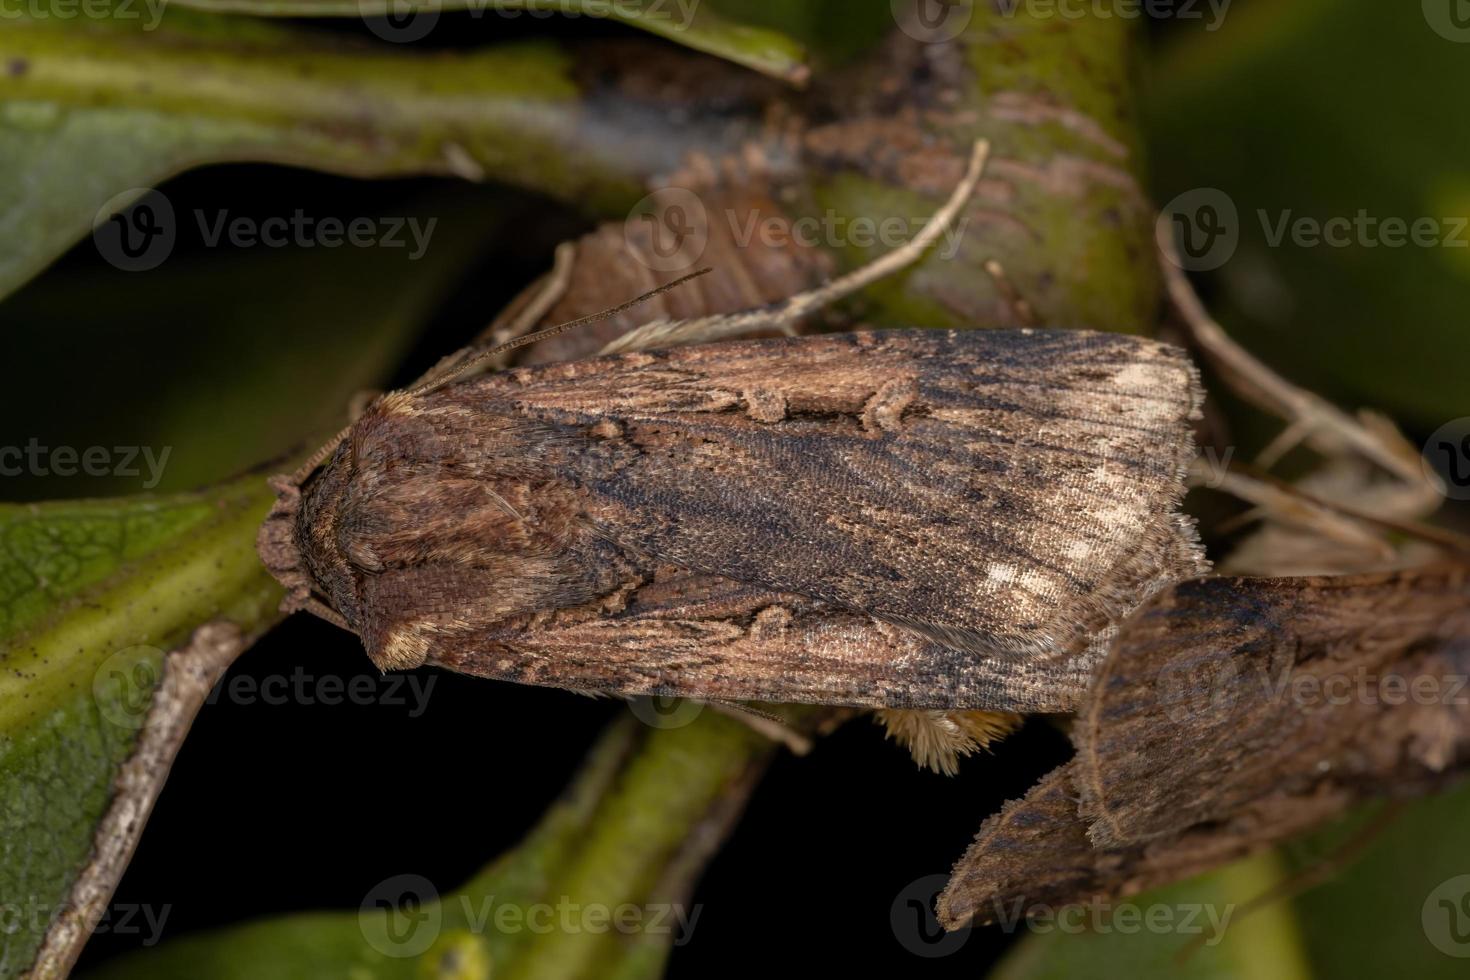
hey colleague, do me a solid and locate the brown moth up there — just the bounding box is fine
[257,328,1205,712]
[938,564,1470,928]
[256,140,1207,713]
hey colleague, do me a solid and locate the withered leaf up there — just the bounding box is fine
[939,564,1470,928]
[260,327,1205,712]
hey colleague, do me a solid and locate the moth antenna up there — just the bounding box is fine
[482,239,578,346]
[287,421,354,487]
[983,258,1038,326]
[405,266,714,398]
[602,138,991,354]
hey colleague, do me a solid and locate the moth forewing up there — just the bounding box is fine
[261,327,1206,712]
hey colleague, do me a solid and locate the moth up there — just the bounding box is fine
[938,564,1470,928]
[256,141,1208,714]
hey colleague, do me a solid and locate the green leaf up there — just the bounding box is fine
[990,853,1313,980]
[81,713,776,980]
[807,3,1159,335]
[1146,0,1470,428]
[1288,785,1470,978]
[2,181,505,496]
[0,475,282,978]
[0,11,644,302]
[163,0,810,86]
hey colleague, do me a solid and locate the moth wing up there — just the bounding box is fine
[1073,567,1470,848]
[489,328,1206,660]
[936,759,1360,930]
[407,568,1094,711]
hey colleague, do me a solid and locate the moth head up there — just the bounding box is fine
[256,443,366,632]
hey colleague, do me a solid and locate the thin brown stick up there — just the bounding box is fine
[1160,240,1429,490]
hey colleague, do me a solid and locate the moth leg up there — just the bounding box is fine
[600,139,992,354]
